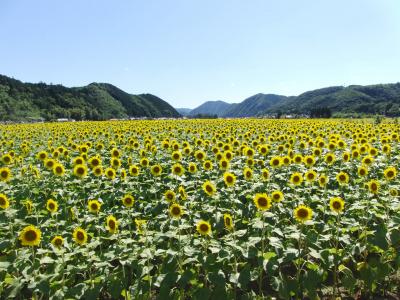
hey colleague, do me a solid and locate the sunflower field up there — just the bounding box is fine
[1,119,400,299]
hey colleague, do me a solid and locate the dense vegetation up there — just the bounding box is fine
[223,94,287,118]
[185,83,400,118]
[1,119,400,299]
[264,84,400,117]
[0,75,180,121]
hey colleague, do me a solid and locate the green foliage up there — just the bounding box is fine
[264,83,400,117]
[0,75,180,121]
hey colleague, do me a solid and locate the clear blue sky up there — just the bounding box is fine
[1,0,399,108]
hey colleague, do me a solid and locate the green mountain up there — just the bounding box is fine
[263,83,400,117]
[0,75,180,121]
[189,100,232,117]
[222,94,287,117]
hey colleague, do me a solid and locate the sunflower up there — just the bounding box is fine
[357,166,368,177]
[172,163,185,176]
[169,203,184,219]
[37,150,48,161]
[389,188,398,197]
[361,155,373,166]
[196,220,212,236]
[0,167,12,182]
[243,167,253,181]
[223,172,236,187]
[202,180,216,196]
[122,194,135,207]
[135,219,147,234]
[140,158,149,168]
[151,164,163,176]
[73,227,88,245]
[51,235,64,248]
[88,156,102,168]
[164,190,176,202]
[253,193,272,210]
[305,169,317,182]
[194,150,206,161]
[106,215,118,234]
[73,156,85,165]
[219,158,230,170]
[318,174,328,187]
[304,155,316,167]
[19,225,41,246]
[110,157,121,169]
[110,148,121,158]
[324,153,335,165]
[269,156,282,168]
[0,193,10,209]
[53,163,65,176]
[261,168,270,181]
[294,205,313,223]
[129,165,140,176]
[290,172,303,186]
[188,162,198,174]
[46,199,58,213]
[1,153,13,164]
[105,167,116,180]
[92,166,103,176]
[384,166,397,181]
[271,190,284,202]
[88,199,102,213]
[171,151,182,161]
[223,214,234,230]
[329,197,345,213]
[367,179,380,194]
[73,164,88,178]
[178,186,188,200]
[203,160,213,171]
[336,171,349,185]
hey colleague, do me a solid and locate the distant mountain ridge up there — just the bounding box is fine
[0,74,180,121]
[188,100,232,117]
[186,82,400,117]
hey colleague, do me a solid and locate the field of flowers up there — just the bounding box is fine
[0,119,400,299]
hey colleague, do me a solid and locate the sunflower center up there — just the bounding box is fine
[293,176,300,182]
[154,167,160,173]
[297,208,309,219]
[108,220,116,229]
[49,203,55,210]
[0,198,6,205]
[333,201,341,210]
[200,224,209,232]
[171,206,181,215]
[1,170,8,178]
[258,197,268,207]
[91,203,98,210]
[77,167,84,175]
[225,218,231,226]
[387,171,394,177]
[227,176,233,183]
[54,238,62,246]
[206,185,213,193]
[125,198,132,205]
[371,183,377,190]
[25,230,38,242]
[77,231,85,240]
[339,175,346,181]
[56,167,63,173]
[174,167,181,173]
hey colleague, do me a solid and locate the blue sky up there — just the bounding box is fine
[1,0,399,108]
